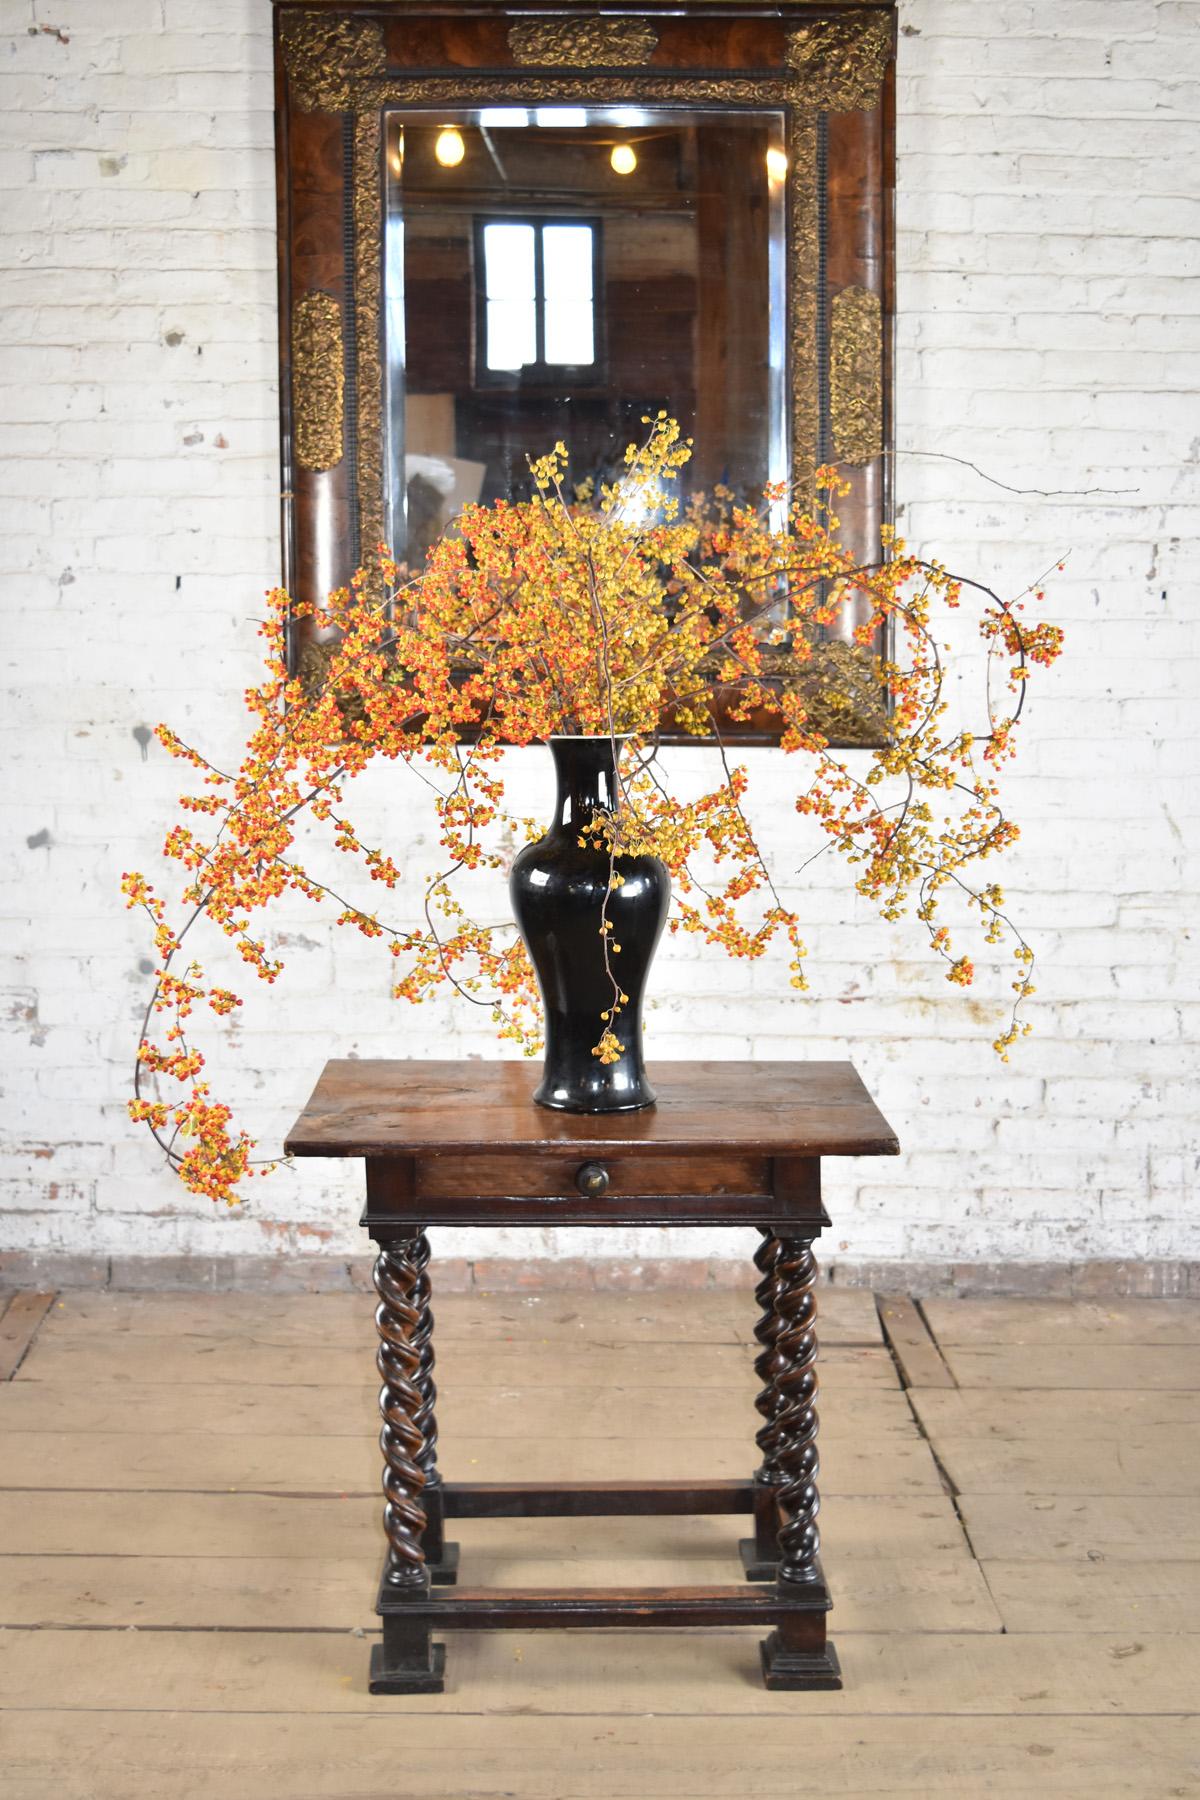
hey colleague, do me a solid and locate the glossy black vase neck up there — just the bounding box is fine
[548,735,623,831]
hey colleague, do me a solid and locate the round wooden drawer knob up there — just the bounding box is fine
[575,1161,610,1198]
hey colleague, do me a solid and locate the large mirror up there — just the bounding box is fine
[272,0,895,739]
[384,106,788,564]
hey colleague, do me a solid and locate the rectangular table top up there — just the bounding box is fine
[284,1059,900,1159]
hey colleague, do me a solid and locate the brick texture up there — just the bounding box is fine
[1,0,1197,1274]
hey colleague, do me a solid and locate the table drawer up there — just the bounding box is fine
[413,1152,771,1203]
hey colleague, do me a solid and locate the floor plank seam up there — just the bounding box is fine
[0,1623,377,1636]
[883,1295,957,1388]
[911,1298,956,1380]
[0,1621,1021,1636]
[3,1704,1198,1719]
[0,1292,58,1383]
[873,1293,1000,1628]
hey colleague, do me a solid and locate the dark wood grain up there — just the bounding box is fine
[366,1194,826,1227]
[286,1059,900,1158]
[375,1584,829,1629]
[412,1150,771,1201]
[373,1243,433,1592]
[444,1479,756,1519]
[363,1144,827,1227]
[771,1237,824,1586]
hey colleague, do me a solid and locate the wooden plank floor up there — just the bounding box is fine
[1,1285,1198,1798]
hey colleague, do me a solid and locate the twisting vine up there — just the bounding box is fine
[123,416,1063,1204]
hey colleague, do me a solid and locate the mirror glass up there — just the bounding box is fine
[383,106,789,566]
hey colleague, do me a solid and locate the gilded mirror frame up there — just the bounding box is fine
[271,0,896,742]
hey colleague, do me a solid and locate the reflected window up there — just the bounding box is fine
[478,218,598,380]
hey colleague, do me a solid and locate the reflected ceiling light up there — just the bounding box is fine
[535,107,588,128]
[479,108,528,128]
[434,125,466,168]
[766,146,788,183]
[610,142,637,176]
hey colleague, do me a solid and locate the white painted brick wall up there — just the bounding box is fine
[2,0,1198,1271]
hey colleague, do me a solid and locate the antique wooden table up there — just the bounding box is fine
[284,1059,898,1694]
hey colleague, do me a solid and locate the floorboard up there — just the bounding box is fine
[914,1430,1200,1496]
[0,1426,944,1494]
[3,1713,1195,1800]
[937,1345,1200,1390]
[911,1387,1200,1437]
[0,1378,912,1440]
[0,1550,1001,1633]
[36,1286,883,1346]
[981,1558,1200,1633]
[923,1298,1200,1346]
[12,1334,897,1390]
[959,1493,1200,1562]
[0,1490,971,1562]
[2,1626,1197,1714]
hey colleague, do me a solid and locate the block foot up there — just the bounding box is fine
[759,1631,842,1692]
[369,1640,446,1695]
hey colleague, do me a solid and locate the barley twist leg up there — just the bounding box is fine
[772,1236,821,1586]
[740,1229,790,1578]
[374,1241,430,1591]
[756,1231,840,1689]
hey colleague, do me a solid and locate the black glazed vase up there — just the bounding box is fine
[510,736,670,1112]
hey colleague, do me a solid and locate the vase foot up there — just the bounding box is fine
[533,1089,657,1114]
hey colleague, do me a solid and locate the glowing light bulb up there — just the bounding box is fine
[766,146,788,183]
[434,126,465,168]
[610,142,637,176]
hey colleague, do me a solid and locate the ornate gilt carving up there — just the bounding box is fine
[786,12,892,112]
[787,114,820,499]
[798,641,887,746]
[279,10,386,113]
[830,286,883,466]
[508,18,658,67]
[292,292,344,473]
[357,73,781,108]
[353,110,386,571]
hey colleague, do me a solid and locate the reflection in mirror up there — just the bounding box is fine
[384,107,788,567]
